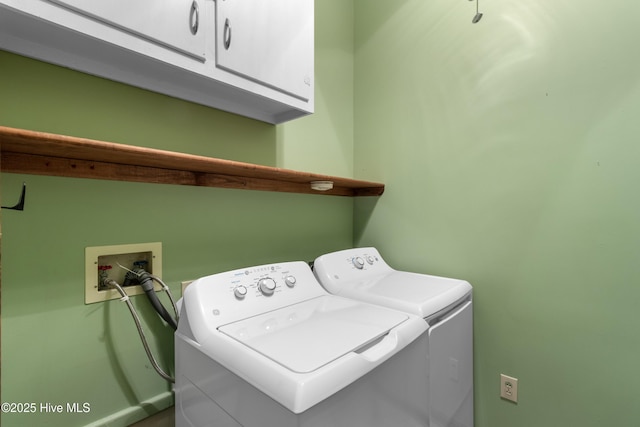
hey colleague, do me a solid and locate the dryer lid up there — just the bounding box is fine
[345,271,472,318]
[218,295,408,373]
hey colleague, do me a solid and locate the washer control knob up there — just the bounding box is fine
[366,255,375,265]
[233,285,248,300]
[258,278,277,296]
[352,257,365,269]
[284,275,297,287]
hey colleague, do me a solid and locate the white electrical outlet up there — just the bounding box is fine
[500,374,518,403]
[85,242,162,304]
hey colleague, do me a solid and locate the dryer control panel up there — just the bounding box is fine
[182,261,327,328]
[313,247,394,294]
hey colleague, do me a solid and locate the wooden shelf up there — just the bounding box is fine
[0,126,384,197]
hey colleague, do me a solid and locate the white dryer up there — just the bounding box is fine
[175,260,430,427]
[313,247,474,427]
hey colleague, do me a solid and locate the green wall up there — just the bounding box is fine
[0,1,355,426]
[354,0,640,426]
[5,1,639,426]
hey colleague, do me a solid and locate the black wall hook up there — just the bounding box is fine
[2,182,27,211]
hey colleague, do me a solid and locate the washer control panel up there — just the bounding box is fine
[227,264,302,300]
[182,261,327,327]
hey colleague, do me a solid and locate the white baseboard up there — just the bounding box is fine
[83,391,174,427]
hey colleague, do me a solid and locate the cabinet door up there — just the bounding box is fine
[215,0,313,101]
[46,0,206,60]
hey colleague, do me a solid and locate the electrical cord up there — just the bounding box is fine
[105,278,175,383]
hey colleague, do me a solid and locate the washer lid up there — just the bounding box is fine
[218,295,408,373]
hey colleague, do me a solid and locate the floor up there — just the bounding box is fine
[129,406,174,427]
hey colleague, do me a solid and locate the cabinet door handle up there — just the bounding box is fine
[223,18,232,49]
[189,1,199,35]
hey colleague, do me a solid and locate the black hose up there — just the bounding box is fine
[131,269,178,330]
[144,288,178,330]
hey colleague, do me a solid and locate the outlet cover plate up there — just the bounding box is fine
[500,373,519,403]
[181,280,194,294]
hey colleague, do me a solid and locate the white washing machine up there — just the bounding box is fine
[313,247,474,427]
[175,260,431,427]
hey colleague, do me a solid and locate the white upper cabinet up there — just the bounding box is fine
[45,0,206,60]
[0,0,314,123]
[216,0,313,102]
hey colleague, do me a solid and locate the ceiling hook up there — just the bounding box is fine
[2,182,27,211]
